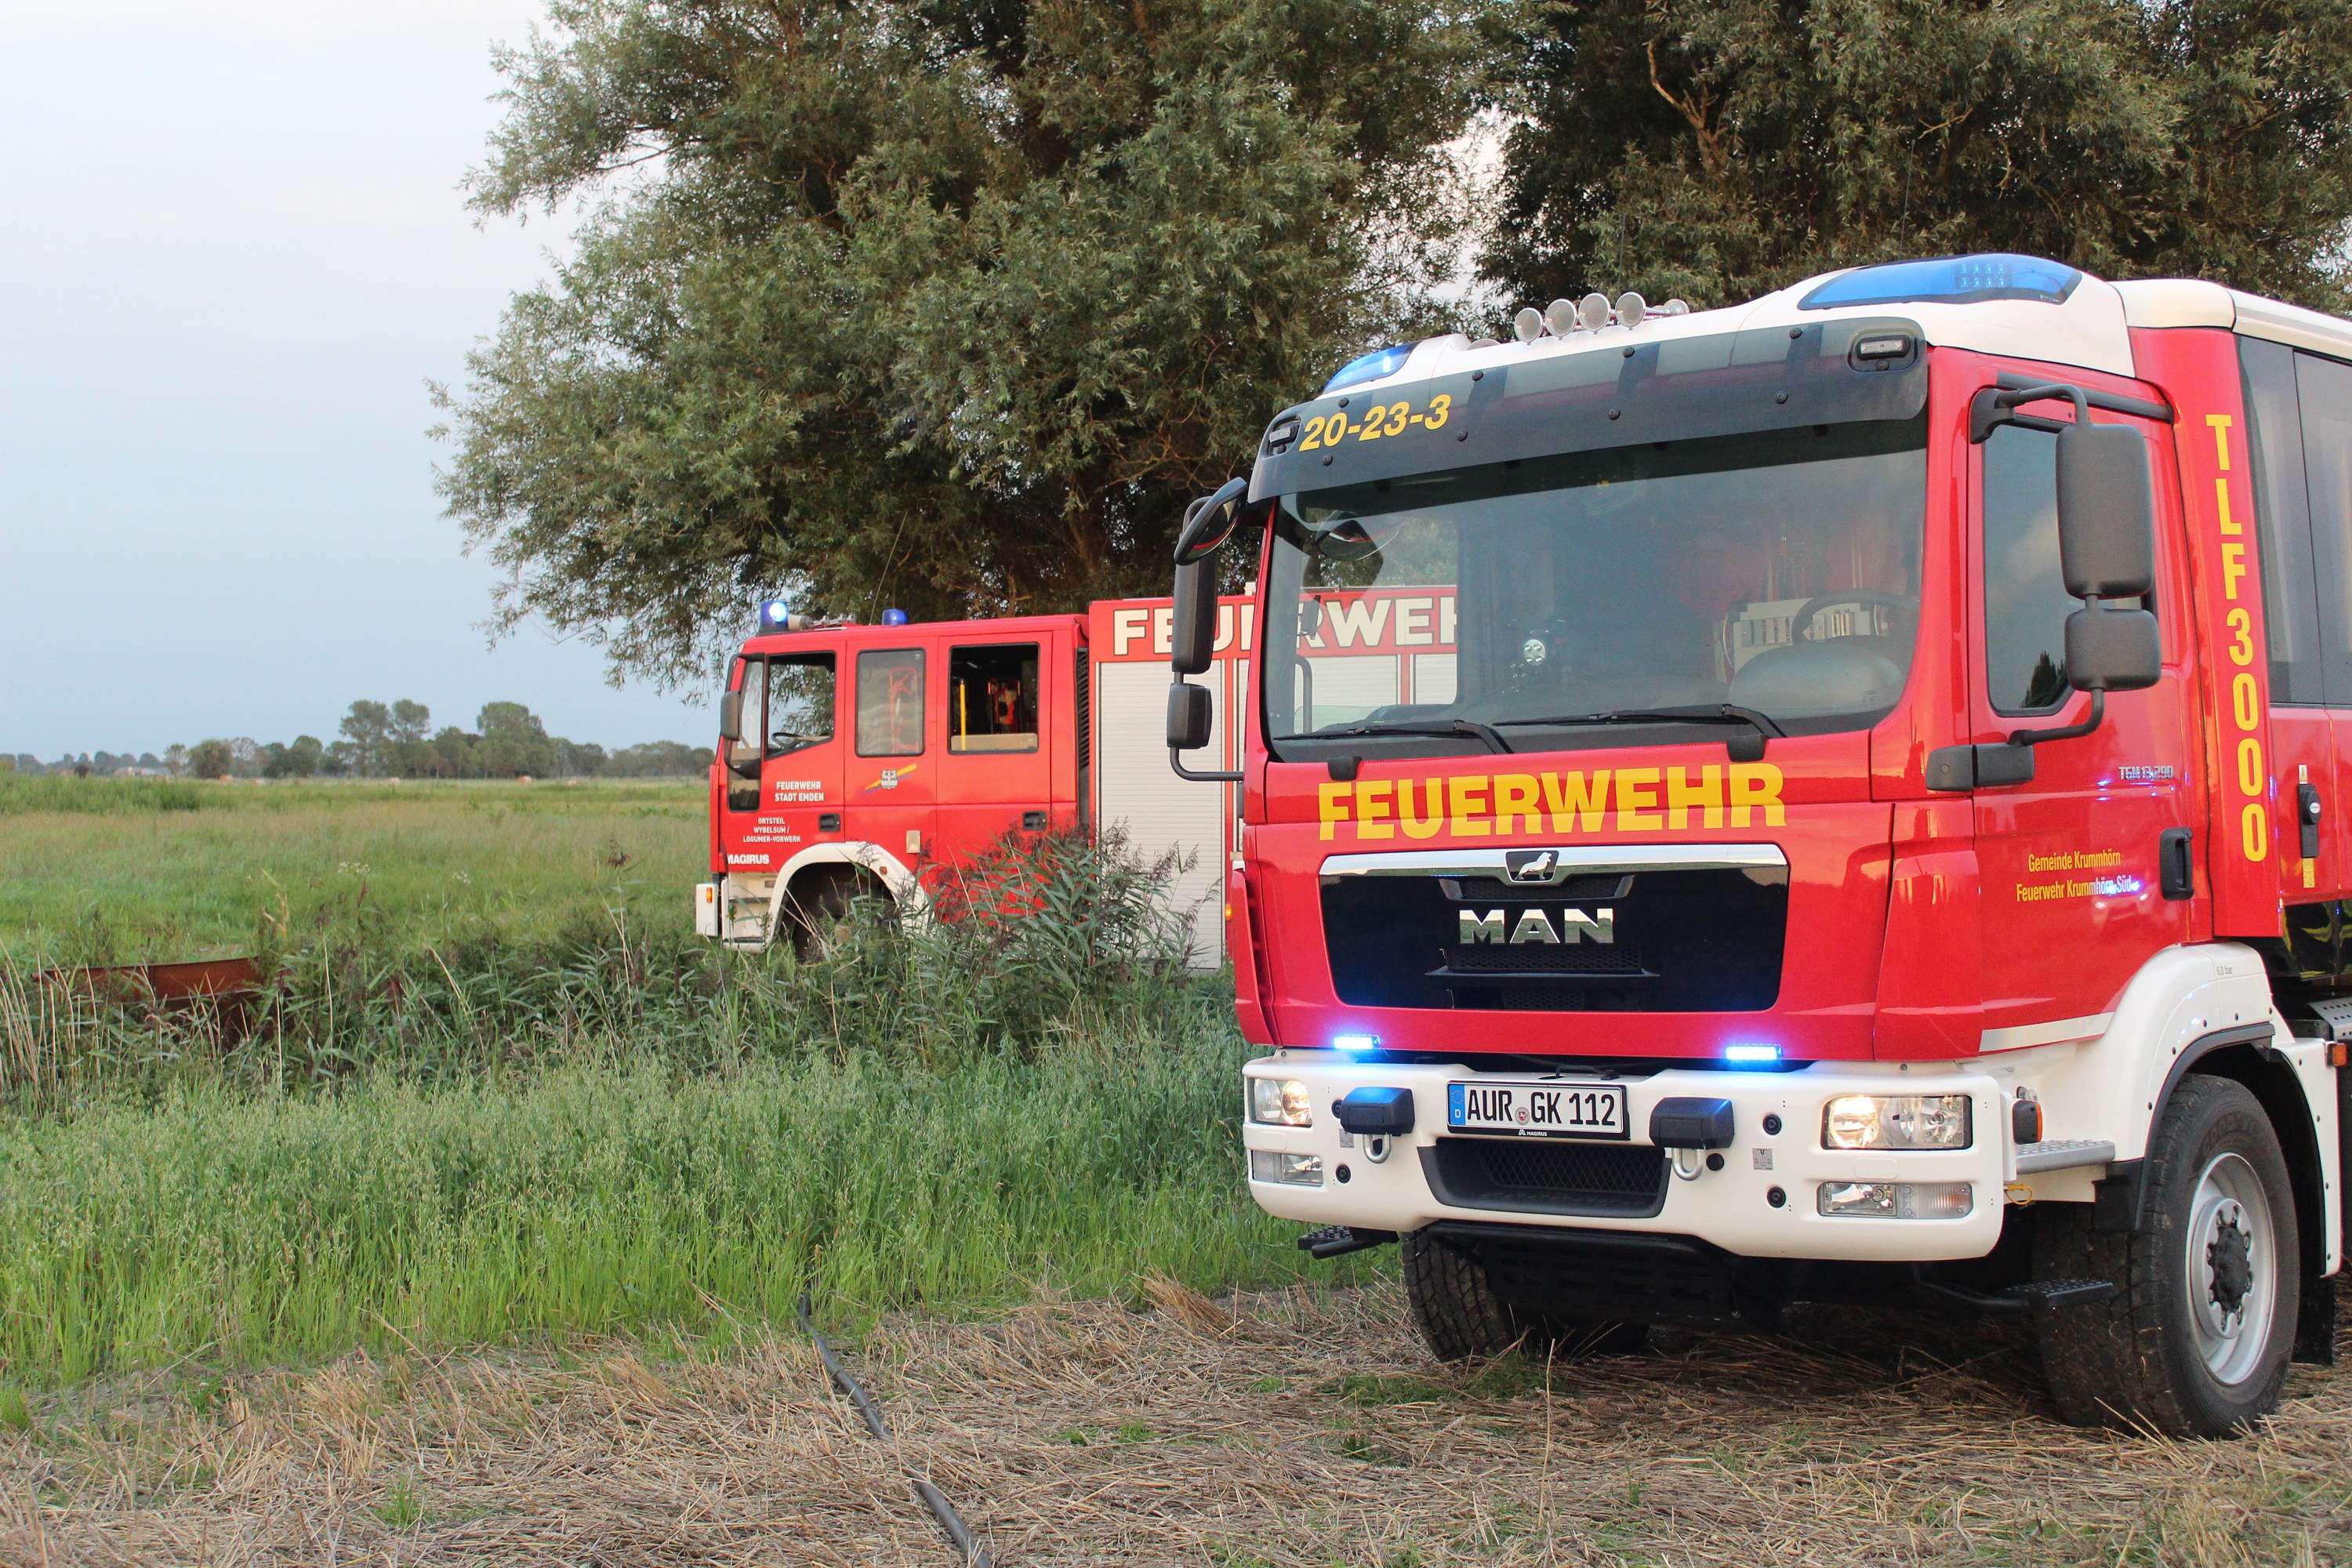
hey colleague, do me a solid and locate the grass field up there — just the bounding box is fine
[0,775,705,965]
[9,1287,2347,1565]
[0,786,1340,1393]
[7,774,2350,1566]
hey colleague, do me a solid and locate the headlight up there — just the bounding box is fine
[1818,1181,1973,1219]
[1250,1150,1324,1186]
[1250,1077,1313,1127]
[1821,1094,1971,1150]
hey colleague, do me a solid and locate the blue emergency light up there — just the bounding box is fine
[1798,253,2082,312]
[881,608,909,626]
[1320,343,1412,394]
[761,598,791,626]
[1723,1043,1783,1065]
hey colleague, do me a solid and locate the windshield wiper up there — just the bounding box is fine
[1492,704,1784,761]
[1312,718,1513,754]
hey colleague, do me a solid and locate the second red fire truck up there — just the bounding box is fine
[1165,254,2352,1436]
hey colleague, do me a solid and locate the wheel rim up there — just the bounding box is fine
[2183,1151,2278,1385]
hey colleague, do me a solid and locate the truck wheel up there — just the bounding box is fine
[781,867,887,960]
[1400,1229,1648,1362]
[2033,1075,2299,1436]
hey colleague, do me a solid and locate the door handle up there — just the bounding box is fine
[2298,780,2322,861]
[818,812,842,832]
[1022,809,1048,831]
[2159,828,2193,901]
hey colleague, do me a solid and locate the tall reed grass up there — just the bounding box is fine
[0,831,1322,1384]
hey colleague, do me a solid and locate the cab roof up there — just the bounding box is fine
[1324,253,2352,403]
[741,611,1083,656]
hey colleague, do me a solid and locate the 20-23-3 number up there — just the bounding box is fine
[1297,394,1452,452]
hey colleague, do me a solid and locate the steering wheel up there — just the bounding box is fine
[1791,590,1916,644]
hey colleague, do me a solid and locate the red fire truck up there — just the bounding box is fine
[698,597,1292,962]
[1166,255,2352,1436]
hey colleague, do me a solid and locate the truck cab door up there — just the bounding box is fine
[1967,408,2200,1043]
[939,633,1056,855]
[723,650,844,879]
[845,643,938,882]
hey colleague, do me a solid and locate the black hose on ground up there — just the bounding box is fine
[795,1293,996,1567]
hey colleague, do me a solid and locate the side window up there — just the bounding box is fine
[948,644,1040,753]
[764,655,835,753]
[2294,350,2352,702]
[2241,339,2323,703]
[856,648,925,757]
[1981,425,2072,713]
[726,657,765,811]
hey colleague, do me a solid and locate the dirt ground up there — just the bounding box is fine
[5,1279,2347,1567]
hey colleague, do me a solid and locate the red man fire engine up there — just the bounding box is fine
[1166,255,2352,1436]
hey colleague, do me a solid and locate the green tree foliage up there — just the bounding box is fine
[337,700,393,778]
[187,739,234,780]
[435,0,1492,686]
[1487,0,2352,313]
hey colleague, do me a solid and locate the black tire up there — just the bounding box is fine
[781,867,887,960]
[2033,1075,2300,1436]
[1400,1229,1649,1362]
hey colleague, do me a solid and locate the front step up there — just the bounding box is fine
[2015,1138,2117,1174]
[1298,1224,1397,1260]
[1913,1269,2119,1314]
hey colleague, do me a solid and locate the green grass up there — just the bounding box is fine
[0,784,1335,1387]
[0,1026,1341,1385]
[0,776,703,966]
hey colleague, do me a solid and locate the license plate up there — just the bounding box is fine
[1446,1080,1628,1140]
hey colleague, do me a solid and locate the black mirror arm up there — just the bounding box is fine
[1169,748,1243,783]
[2008,690,2103,747]
[1970,376,2176,443]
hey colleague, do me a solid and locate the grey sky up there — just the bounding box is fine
[1,0,711,760]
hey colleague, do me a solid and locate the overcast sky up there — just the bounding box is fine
[0,1,712,760]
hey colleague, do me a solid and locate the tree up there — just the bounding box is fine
[387,699,433,776]
[477,701,555,779]
[339,700,392,777]
[252,738,327,779]
[437,0,1493,687]
[188,739,234,779]
[163,743,189,777]
[1486,0,2352,314]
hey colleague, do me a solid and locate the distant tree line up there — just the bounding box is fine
[10,700,710,781]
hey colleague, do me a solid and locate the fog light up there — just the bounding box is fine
[1822,1094,1971,1150]
[1817,1181,1973,1219]
[1250,1149,1324,1187]
[1250,1078,1313,1127]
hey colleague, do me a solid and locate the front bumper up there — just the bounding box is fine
[1243,1052,2006,1262]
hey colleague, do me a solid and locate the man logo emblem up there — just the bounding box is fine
[1505,848,1559,884]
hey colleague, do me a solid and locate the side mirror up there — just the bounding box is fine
[2065,605,2160,692]
[2056,421,2155,599]
[719,691,747,746]
[1170,477,1247,677]
[1171,557,1218,675]
[1167,682,1213,752]
[1167,478,1249,782]
[1175,477,1250,566]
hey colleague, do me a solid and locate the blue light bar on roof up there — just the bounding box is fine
[1798,253,2082,312]
[1321,343,1413,394]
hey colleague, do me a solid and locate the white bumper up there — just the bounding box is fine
[1243,1052,2009,1262]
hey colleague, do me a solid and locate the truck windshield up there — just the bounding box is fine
[1261,419,1927,757]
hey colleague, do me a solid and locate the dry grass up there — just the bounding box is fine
[5,1283,2347,1566]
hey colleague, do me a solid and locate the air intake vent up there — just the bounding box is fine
[1423,1139,1668,1218]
